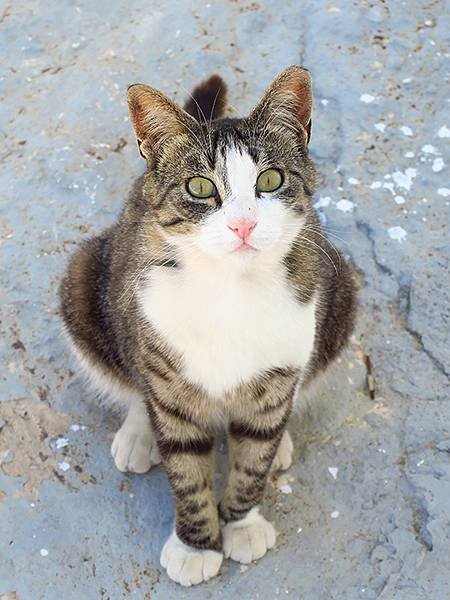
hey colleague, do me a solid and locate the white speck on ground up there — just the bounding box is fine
[331,511,340,519]
[320,99,329,106]
[336,199,355,212]
[417,460,425,467]
[374,122,386,132]
[421,144,438,154]
[297,527,303,533]
[328,467,339,479]
[70,424,80,432]
[360,94,375,103]
[432,157,444,172]
[388,226,407,242]
[437,125,450,138]
[383,182,395,195]
[437,187,450,197]
[58,461,70,472]
[395,196,405,204]
[392,168,417,191]
[280,484,293,494]
[55,437,69,449]
[369,181,382,189]
[399,126,413,136]
[314,196,331,208]
[404,151,415,158]
[40,549,49,557]
[347,177,360,185]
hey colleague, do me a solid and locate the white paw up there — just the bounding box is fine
[222,507,276,564]
[160,532,223,586]
[111,423,160,473]
[271,430,294,472]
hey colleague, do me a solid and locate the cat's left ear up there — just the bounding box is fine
[127,84,197,160]
[249,66,313,144]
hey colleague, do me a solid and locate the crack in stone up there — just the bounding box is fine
[356,220,449,380]
[397,276,450,380]
[356,220,393,277]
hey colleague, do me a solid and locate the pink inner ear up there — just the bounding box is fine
[283,72,312,129]
[128,85,189,151]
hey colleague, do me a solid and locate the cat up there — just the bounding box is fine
[60,66,357,586]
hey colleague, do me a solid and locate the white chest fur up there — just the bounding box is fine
[139,261,317,399]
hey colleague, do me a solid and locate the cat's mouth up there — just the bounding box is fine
[233,242,259,253]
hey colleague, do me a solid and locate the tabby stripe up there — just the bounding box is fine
[266,366,297,378]
[175,480,208,500]
[141,341,177,369]
[179,498,209,514]
[153,183,178,210]
[220,505,252,521]
[149,386,195,423]
[229,417,288,441]
[158,436,214,457]
[144,362,172,382]
[161,216,188,228]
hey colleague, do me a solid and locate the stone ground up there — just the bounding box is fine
[0,1,449,598]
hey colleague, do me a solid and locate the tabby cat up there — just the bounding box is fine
[60,66,356,586]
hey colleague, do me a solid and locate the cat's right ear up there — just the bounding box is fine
[249,66,313,144]
[127,84,197,160]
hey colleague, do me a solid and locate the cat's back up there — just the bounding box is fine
[59,227,127,378]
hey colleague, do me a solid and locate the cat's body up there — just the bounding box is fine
[60,68,356,586]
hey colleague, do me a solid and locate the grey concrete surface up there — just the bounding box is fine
[1,1,449,598]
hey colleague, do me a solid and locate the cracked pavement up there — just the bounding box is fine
[0,1,449,598]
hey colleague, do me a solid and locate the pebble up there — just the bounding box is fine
[328,467,338,479]
[432,158,444,172]
[399,126,413,136]
[336,199,355,212]
[388,226,407,242]
[437,125,450,138]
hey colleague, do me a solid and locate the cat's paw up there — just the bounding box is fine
[222,507,276,564]
[271,430,293,472]
[111,423,161,473]
[160,532,223,586]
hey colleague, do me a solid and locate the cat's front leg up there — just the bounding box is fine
[220,374,296,564]
[146,391,223,586]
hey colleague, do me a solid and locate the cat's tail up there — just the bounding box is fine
[184,74,227,122]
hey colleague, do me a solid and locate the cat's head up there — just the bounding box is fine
[127,67,316,267]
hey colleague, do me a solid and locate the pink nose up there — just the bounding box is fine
[227,218,257,241]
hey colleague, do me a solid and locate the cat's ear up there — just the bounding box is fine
[127,84,197,160]
[249,66,313,144]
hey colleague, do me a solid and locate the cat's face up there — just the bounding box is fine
[128,67,315,267]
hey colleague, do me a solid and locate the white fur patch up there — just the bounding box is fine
[271,430,294,472]
[225,146,258,219]
[222,507,276,564]
[111,401,160,473]
[139,260,317,399]
[160,531,223,586]
[63,326,143,410]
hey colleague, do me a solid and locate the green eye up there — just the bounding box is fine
[187,176,216,199]
[256,169,283,193]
